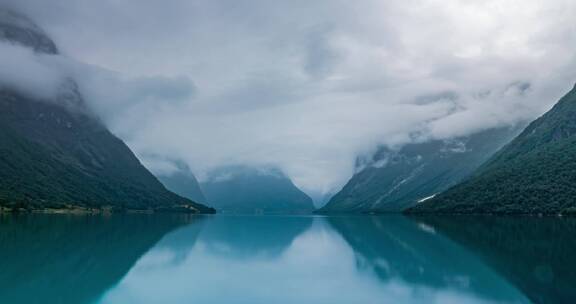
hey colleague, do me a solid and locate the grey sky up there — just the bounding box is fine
[1,0,575,196]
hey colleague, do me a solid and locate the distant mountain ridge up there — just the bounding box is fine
[201,166,314,214]
[0,10,214,213]
[155,161,208,204]
[319,126,522,213]
[409,84,576,214]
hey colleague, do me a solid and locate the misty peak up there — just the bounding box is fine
[0,9,58,54]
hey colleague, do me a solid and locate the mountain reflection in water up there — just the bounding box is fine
[0,214,573,304]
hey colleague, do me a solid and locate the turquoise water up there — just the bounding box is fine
[0,214,574,304]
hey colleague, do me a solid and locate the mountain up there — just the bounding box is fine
[319,126,521,213]
[200,166,314,214]
[408,84,576,214]
[0,10,214,213]
[155,161,208,204]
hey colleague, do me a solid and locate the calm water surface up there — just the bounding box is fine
[0,214,574,304]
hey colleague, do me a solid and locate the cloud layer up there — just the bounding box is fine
[1,0,575,197]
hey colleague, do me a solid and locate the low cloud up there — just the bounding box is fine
[0,42,63,100]
[1,0,575,197]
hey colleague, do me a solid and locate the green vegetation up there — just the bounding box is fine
[319,126,520,213]
[0,90,214,213]
[0,13,214,214]
[409,85,576,214]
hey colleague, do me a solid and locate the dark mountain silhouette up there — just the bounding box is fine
[201,166,314,214]
[320,126,520,213]
[410,84,576,214]
[0,10,214,213]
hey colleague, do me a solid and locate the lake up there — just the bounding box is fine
[0,214,574,304]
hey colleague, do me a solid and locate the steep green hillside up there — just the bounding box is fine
[319,127,521,213]
[0,11,214,213]
[409,84,576,214]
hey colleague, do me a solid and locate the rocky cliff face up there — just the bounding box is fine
[0,10,214,213]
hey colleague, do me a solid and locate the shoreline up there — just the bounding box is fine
[0,205,213,215]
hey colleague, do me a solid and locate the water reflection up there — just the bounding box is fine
[197,215,313,259]
[327,216,529,303]
[98,215,529,304]
[0,214,193,304]
[1,214,573,304]
[413,216,576,304]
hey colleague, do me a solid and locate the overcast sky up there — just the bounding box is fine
[1,0,576,198]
